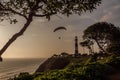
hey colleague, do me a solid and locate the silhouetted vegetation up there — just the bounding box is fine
[8,72,33,80]
[83,22,120,55]
[80,40,94,54]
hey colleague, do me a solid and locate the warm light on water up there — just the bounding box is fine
[0,58,46,80]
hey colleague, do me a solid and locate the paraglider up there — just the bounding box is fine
[58,37,61,39]
[53,26,67,39]
[53,26,67,32]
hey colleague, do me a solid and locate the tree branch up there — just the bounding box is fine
[34,12,56,17]
[0,13,33,61]
[6,8,28,20]
[95,39,107,53]
[0,2,28,20]
[26,0,32,10]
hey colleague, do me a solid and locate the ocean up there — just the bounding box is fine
[0,58,46,80]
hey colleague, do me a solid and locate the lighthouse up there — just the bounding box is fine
[74,36,79,57]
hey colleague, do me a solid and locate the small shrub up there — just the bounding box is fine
[8,72,33,80]
[85,54,98,65]
[105,55,120,69]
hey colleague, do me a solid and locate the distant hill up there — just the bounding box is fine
[36,57,70,72]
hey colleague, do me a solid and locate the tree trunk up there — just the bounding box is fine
[91,45,94,54]
[95,39,106,54]
[89,46,93,54]
[0,15,33,62]
[83,47,85,54]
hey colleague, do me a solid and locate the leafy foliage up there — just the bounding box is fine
[105,55,120,69]
[80,40,94,54]
[106,43,120,55]
[85,54,98,64]
[83,22,120,54]
[0,0,102,21]
[8,72,33,80]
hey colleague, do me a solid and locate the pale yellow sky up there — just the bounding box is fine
[0,0,120,58]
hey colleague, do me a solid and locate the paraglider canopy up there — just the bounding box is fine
[53,26,67,32]
[53,26,67,39]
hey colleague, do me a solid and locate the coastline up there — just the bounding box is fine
[0,58,45,80]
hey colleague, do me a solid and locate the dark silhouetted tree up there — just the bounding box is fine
[106,27,120,55]
[83,22,120,54]
[0,0,102,61]
[80,41,86,54]
[106,44,120,55]
[80,40,94,54]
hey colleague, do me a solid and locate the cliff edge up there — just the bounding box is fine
[36,57,70,72]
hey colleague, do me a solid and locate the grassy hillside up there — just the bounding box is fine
[9,55,120,80]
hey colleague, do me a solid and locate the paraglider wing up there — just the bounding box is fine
[53,26,67,32]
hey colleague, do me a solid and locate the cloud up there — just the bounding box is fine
[99,12,113,21]
[98,1,120,24]
[113,5,120,9]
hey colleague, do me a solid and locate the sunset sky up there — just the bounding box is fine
[0,0,120,58]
